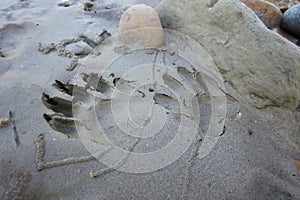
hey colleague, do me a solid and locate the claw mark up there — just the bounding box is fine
[95,78,113,96]
[53,80,73,96]
[42,93,73,117]
[163,74,183,90]
[82,73,113,96]
[177,67,206,95]
[153,93,179,112]
[43,113,79,138]
[114,78,137,91]
[41,73,115,138]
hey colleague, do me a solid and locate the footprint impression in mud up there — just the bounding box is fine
[41,28,227,174]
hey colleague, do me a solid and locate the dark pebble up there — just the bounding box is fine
[273,27,299,46]
[281,4,300,38]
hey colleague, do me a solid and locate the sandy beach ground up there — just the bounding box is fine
[0,0,300,199]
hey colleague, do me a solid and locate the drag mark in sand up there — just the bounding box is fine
[35,133,96,172]
[35,133,138,178]
[180,131,203,200]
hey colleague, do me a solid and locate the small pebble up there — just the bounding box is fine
[84,2,94,11]
[265,0,300,12]
[0,118,10,128]
[58,0,72,7]
[292,158,300,170]
[241,0,282,29]
[281,4,300,38]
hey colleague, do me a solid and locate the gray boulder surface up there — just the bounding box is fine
[156,0,300,109]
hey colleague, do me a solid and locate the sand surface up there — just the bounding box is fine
[0,0,299,199]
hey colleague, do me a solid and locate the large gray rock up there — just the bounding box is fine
[156,0,300,109]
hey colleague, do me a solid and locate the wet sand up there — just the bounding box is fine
[0,0,299,199]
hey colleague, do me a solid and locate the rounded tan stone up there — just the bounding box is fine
[118,4,164,48]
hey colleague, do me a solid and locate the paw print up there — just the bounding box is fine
[36,29,226,177]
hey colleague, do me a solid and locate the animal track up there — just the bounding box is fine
[38,30,225,177]
[42,49,212,144]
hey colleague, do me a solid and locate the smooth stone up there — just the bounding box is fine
[273,27,299,45]
[240,0,282,29]
[0,118,10,128]
[58,0,72,7]
[265,0,300,12]
[281,4,300,37]
[118,4,164,48]
[156,0,300,109]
